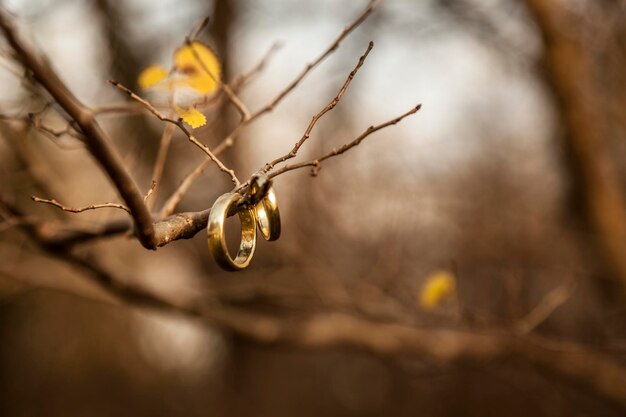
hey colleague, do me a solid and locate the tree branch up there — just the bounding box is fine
[160,0,381,214]
[0,8,156,249]
[109,80,240,187]
[32,196,131,214]
[263,41,374,172]
[5,225,626,409]
[268,104,422,178]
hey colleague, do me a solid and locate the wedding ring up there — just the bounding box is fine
[255,186,281,241]
[207,192,256,271]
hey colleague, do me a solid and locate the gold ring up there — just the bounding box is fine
[207,192,257,271]
[255,186,281,241]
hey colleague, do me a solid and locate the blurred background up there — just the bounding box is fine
[1,0,626,416]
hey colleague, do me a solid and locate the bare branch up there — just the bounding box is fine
[143,181,157,203]
[515,279,577,334]
[36,219,130,247]
[29,111,84,142]
[93,102,146,116]
[161,0,381,214]
[231,41,283,89]
[268,104,422,178]
[146,123,175,211]
[0,9,156,248]
[32,196,131,214]
[109,80,240,187]
[248,0,380,122]
[5,224,626,409]
[264,41,374,172]
[159,158,210,218]
[188,16,211,41]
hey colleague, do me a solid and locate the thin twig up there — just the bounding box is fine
[188,16,210,41]
[146,123,175,211]
[268,104,422,178]
[93,102,146,116]
[29,112,84,141]
[108,80,240,187]
[159,158,209,217]
[230,41,283,89]
[32,196,131,214]
[248,0,380,122]
[264,41,374,172]
[144,181,157,203]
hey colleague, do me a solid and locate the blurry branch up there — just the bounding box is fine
[188,16,211,41]
[267,104,422,178]
[0,8,156,249]
[146,122,175,210]
[246,0,380,122]
[230,41,282,89]
[160,0,381,216]
[108,80,241,187]
[93,102,145,116]
[437,0,524,61]
[3,212,626,409]
[1,104,84,145]
[523,0,626,298]
[30,113,84,142]
[31,196,131,214]
[263,42,374,172]
[0,196,128,246]
[515,279,577,334]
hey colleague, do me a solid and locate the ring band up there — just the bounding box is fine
[207,192,257,271]
[255,186,281,241]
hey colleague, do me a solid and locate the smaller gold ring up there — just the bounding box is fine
[207,192,257,271]
[255,186,281,241]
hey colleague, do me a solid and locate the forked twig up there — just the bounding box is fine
[264,41,374,172]
[32,196,131,214]
[268,104,422,179]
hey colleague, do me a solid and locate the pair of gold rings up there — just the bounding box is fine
[207,186,280,271]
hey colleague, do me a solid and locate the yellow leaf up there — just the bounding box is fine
[176,106,206,129]
[419,270,456,310]
[137,65,168,89]
[174,41,221,95]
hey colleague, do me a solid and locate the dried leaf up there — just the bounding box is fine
[176,106,206,129]
[419,270,456,310]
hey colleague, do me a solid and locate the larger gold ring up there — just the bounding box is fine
[207,193,257,271]
[255,186,281,241]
